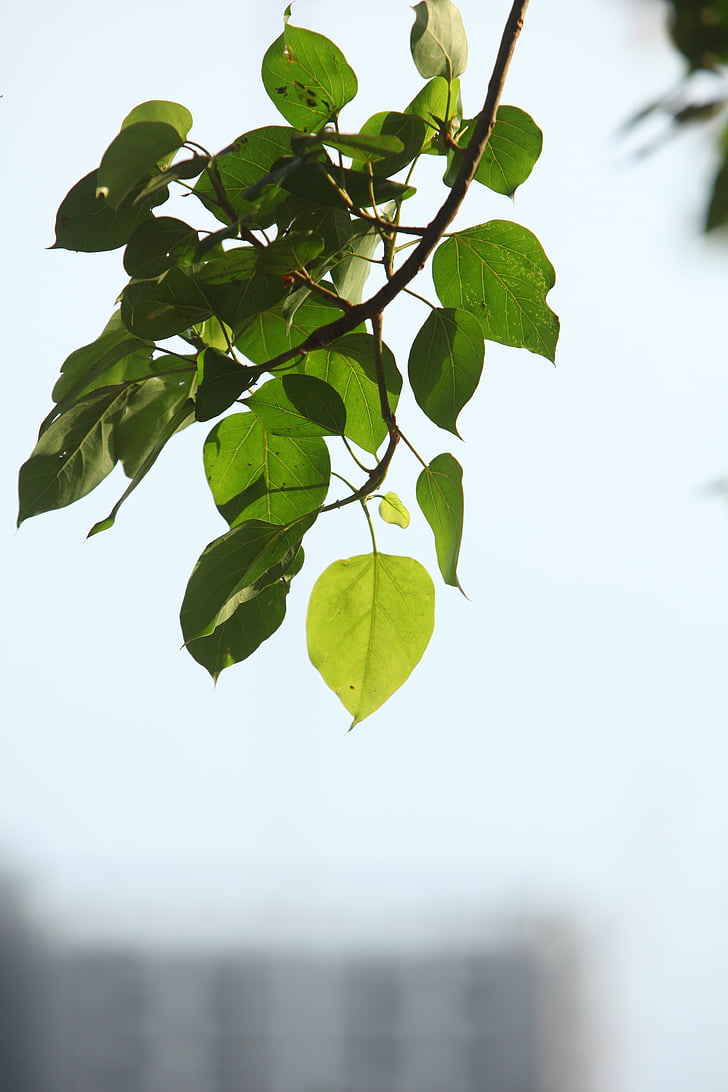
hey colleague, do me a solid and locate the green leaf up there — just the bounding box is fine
[97,122,185,209]
[204,412,330,525]
[236,293,352,366]
[180,515,315,641]
[416,453,464,590]
[407,307,484,436]
[262,21,358,132]
[379,493,410,528]
[279,157,416,210]
[410,0,468,80]
[123,217,198,277]
[17,386,133,524]
[194,127,295,227]
[51,170,160,252]
[405,76,460,152]
[432,220,559,362]
[318,131,405,163]
[245,375,346,437]
[256,231,324,276]
[88,384,194,536]
[194,248,288,337]
[306,553,435,727]
[447,106,542,196]
[121,267,213,339]
[195,349,254,422]
[186,581,290,681]
[115,370,196,478]
[132,154,209,205]
[304,333,402,454]
[49,310,153,413]
[121,100,193,141]
[329,222,380,305]
[359,112,427,176]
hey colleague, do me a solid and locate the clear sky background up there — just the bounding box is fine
[2,1,728,1090]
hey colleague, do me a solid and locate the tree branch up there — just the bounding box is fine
[260,0,530,374]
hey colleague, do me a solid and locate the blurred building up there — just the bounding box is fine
[40,929,584,1092]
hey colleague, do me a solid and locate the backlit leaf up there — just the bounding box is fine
[194,126,295,227]
[204,411,330,525]
[304,333,402,454]
[432,220,559,362]
[262,21,358,132]
[359,112,427,176]
[379,492,410,528]
[186,581,290,681]
[245,375,346,437]
[306,553,435,727]
[447,106,542,196]
[416,453,464,590]
[97,122,184,209]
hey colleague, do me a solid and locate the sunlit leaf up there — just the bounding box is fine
[121,100,193,140]
[194,126,295,227]
[379,492,410,528]
[407,307,484,435]
[306,553,435,727]
[256,231,325,276]
[262,20,358,132]
[447,106,543,196]
[416,452,464,590]
[304,333,402,454]
[97,122,184,209]
[204,411,330,525]
[405,76,460,153]
[245,375,346,437]
[359,112,427,176]
[432,220,559,361]
[236,293,351,365]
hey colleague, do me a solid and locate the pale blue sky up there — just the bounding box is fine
[2,1,728,1090]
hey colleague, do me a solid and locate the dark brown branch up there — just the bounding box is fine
[259,0,530,374]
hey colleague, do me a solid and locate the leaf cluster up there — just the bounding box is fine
[18,0,558,727]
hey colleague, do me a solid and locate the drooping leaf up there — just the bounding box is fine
[432,220,559,362]
[407,307,484,436]
[97,122,185,209]
[318,131,405,163]
[51,171,161,253]
[204,412,330,525]
[245,375,346,437]
[49,311,153,415]
[306,553,435,727]
[304,333,402,454]
[17,386,133,524]
[358,112,427,176]
[115,370,196,478]
[121,267,213,339]
[180,515,315,641]
[123,217,198,277]
[195,349,255,422]
[416,453,464,590]
[379,493,410,528]
[410,0,468,81]
[88,384,194,536]
[446,106,543,196]
[262,21,358,132]
[186,581,290,681]
[194,126,295,227]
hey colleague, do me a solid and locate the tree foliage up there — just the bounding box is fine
[18,0,559,727]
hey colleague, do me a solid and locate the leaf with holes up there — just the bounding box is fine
[432,220,559,361]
